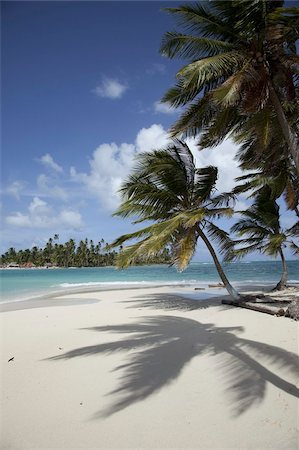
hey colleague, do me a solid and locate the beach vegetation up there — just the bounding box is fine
[225,186,299,290]
[0,237,171,268]
[109,140,241,300]
[159,1,299,174]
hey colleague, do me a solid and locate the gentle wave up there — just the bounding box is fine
[57,280,200,288]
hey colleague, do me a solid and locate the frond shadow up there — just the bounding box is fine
[47,315,299,419]
[123,291,227,311]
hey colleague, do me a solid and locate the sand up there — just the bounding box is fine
[1,285,298,449]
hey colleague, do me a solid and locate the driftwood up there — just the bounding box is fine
[285,299,299,320]
[221,299,286,316]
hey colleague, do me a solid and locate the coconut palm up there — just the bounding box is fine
[160,1,299,173]
[226,187,298,290]
[109,140,241,300]
[232,161,299,218]
[215,102,299,219]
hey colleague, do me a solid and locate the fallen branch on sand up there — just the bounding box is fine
[221,287,299,320]
[285,300,299,320]
[221,299,286,316]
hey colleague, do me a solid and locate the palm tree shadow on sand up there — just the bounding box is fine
[47,312,299,419]
[123,291,226,311]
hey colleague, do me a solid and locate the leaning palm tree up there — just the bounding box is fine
[226,187,298,290]
[160,1,299,173]
[109,140,241,300]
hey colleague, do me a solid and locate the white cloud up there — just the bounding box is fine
[5,196,83,230]
[6,181,25,199]
[70,124,171,211]
[58,210,83,229]
[69,125,245,213]
[37,174,68,201]
[135,124,170,152]
[93,77,128,99]
[153,101,178,115]
[186,138,243,193]
[5,212,31,227]
[28,196,49,215]
[39,153,63,173]
[71,143,135,211]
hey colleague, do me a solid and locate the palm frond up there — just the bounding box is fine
[286,221,299,237]
[177,51,245,93]
[171,228,198,271]
[205,222,233,256]
[198,105,240,148]
[212,63,253,107]
[289,241,299,255]
[193,166,218,201]
[205,207,234,220]
[224,242,264,262]
[160,32,234,59]
[210,192,237,207]
[163,3,242,42]
[168,94,216,137]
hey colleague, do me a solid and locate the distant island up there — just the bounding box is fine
[0,236,171,268]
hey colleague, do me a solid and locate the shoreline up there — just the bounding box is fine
[1,279,298,309]
[1,284,298,448]
[0,280,299,312]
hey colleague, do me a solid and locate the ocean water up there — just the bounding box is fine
[0,261,298,303]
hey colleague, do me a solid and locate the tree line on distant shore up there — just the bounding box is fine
[0,235,171,268]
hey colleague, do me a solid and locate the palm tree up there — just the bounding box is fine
[232,163,299,218]
[110,140,241,300]
[160,1,299,173]
[226,187,298,290]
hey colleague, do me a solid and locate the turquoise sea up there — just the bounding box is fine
[0,261,298,303]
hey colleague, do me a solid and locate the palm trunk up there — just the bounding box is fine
[197,227,241,300]
[273,248,288,291]
[268,82,299,176]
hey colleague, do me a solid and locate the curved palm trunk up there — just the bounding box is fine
[273,248,288,291]
[197,227,241,300]
[268,82,299,176]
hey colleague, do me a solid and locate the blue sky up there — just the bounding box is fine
[1,1,298,261]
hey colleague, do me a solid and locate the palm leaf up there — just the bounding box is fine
[205,222,233,256]
[160,32,234,59]
[163,4,242,41]
[171,228,198,271]
[177,51,245,92]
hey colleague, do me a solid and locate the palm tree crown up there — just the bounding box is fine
[226,186,298,289]
[160,1,299,172]
[110,140,241,300]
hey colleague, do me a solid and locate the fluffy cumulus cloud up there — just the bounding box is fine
[93,77,128,99]
[39,153,63,173]
[69,124,244,213]
[5,196,83,230]
[186,138,244,194]
[71,143,135,210]
[70,124,171,211]
[135,124,170,152]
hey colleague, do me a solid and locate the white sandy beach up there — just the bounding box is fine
[1,285,298,449]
